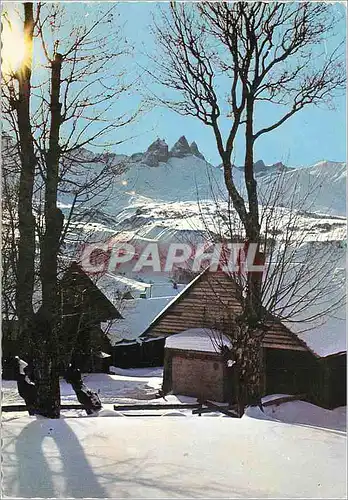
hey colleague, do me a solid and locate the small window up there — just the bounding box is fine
[213,362,219,371]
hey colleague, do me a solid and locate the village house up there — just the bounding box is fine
[141,269,346,409]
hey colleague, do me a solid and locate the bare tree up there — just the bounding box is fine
[2,138,20,323]
[196,171,345,413]
[2,2,138,417]
[3,3,38,341]
[152,1,345,408]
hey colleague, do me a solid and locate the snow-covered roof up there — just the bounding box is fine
[95,273,151,303]
[103,296,175,345]
[287,306,346,358]
[141,269,207,337]
[281,264,346,357]
[165,328,231,353]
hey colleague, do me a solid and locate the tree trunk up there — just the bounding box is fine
[15,3,36,332]
[32,314,61,418]
[41,52,63,314]
[227,97,263,413]
[37,52,64,418]
[244,96,262,323]
[235,333,263,415]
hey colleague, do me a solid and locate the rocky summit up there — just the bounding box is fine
[169,136,191,158]
[141,138,169,167]
[190,141,205,161]
[131,136,206,167]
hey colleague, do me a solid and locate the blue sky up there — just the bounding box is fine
[117,2,347,167]
[5,1,347,167]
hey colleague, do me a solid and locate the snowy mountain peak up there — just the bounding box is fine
[169,136,205,160]
[236,159,293,177]
[128,137,206,167]
[147,138,168,153]
[304,160,346,184]
[190,141,205,161]
[272,161,286,169]
[170,136,192,158]
[311,160,345,171]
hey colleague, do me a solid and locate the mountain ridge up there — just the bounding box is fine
[1,134,346,217]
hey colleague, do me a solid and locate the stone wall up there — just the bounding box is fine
[170,349,225,402]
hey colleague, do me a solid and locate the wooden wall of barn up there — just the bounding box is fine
[264,348,319,401]
[316,353,346,409]
[112,338,165,368]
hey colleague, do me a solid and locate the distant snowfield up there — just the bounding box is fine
[2,370,346,499]
[89,156,347,218]
[62,155,346,249]
[68,196,347,250]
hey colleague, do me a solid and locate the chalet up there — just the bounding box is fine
[58,262,122,372]
[96,273,185,368]
[2,262,122,377]
[141,269,346,409]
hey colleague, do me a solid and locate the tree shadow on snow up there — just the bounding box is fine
[12,418,108,498]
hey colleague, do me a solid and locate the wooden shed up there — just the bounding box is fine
[2,262,123,377]
[141,269,346,408]
[58,261,123,372]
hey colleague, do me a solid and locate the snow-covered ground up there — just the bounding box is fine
[2,408,346,498]
[2,369,346,498]
[2,368,164,409]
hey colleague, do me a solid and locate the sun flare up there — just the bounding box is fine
[1,17,26,76]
